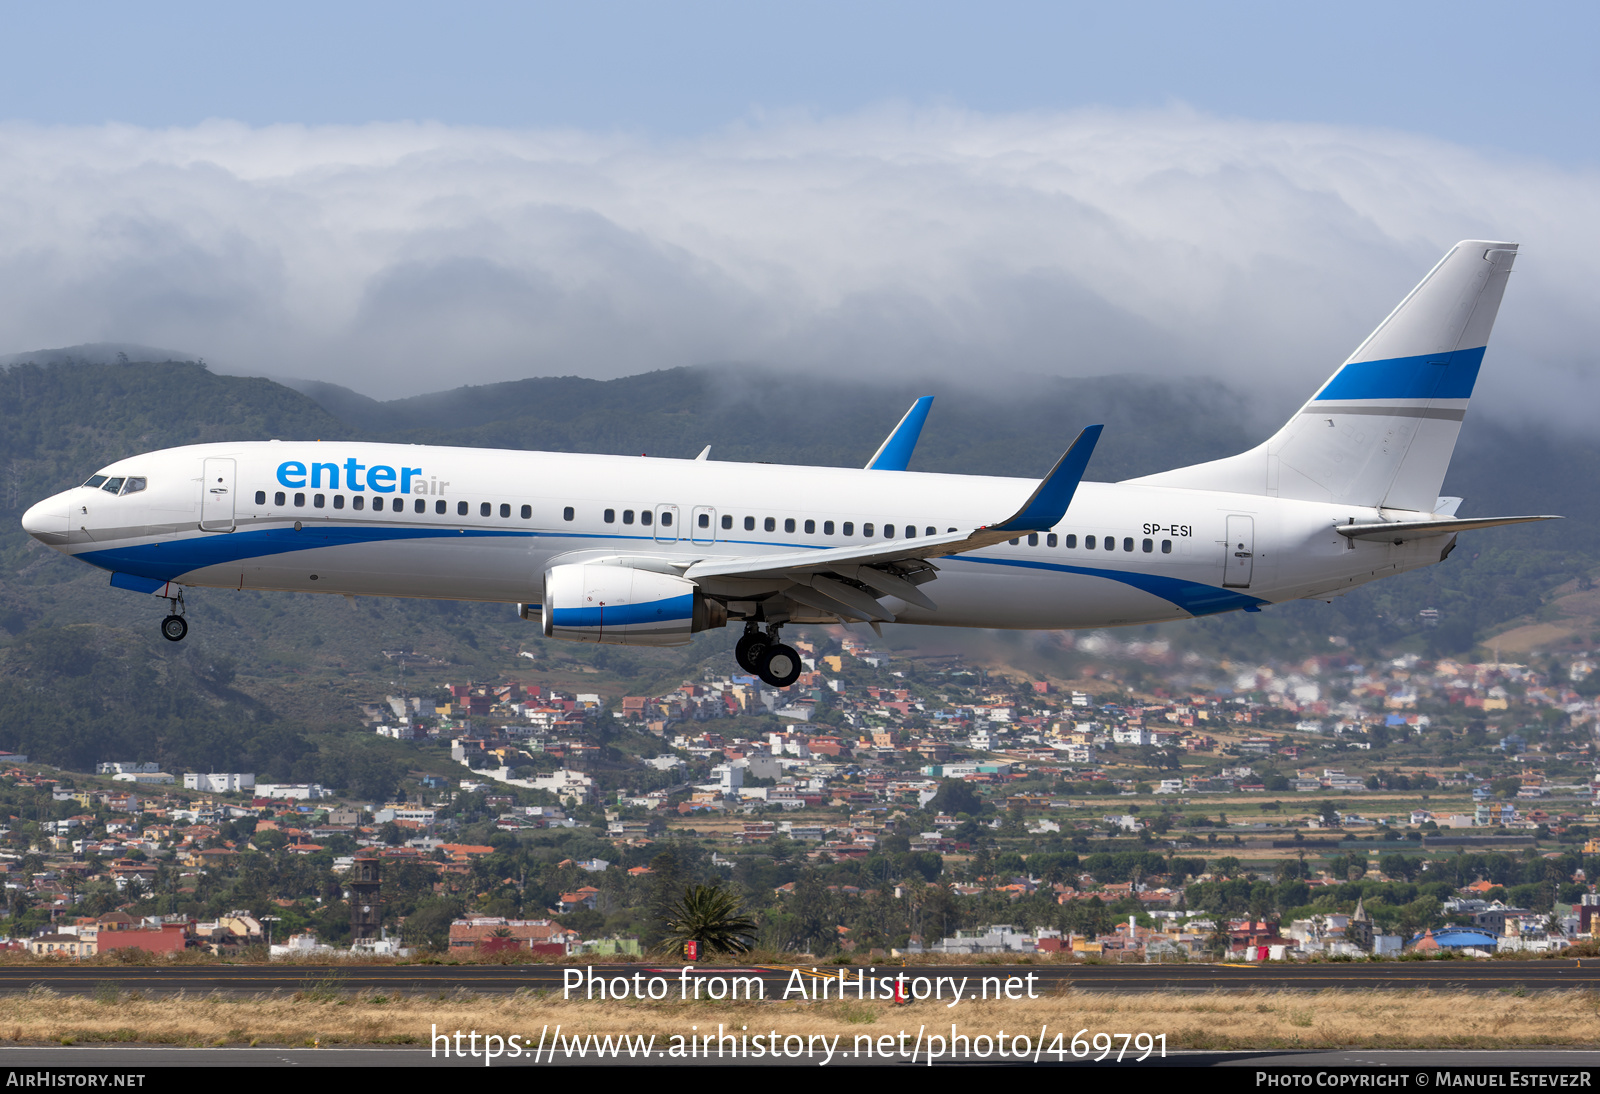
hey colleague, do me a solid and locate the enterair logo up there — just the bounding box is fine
[275,458,448,496]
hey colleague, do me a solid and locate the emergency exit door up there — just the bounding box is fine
[200,458,236,532]
[1223,514,1254,588]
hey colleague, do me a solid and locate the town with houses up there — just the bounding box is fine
[6,626,1600,963]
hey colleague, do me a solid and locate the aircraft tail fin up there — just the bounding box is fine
[1129,241,1518,513]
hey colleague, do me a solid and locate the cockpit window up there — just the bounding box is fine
[83,475,108,489]
[120,477,146,495]
[102,478,125,494]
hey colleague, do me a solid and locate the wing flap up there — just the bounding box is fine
[684,424,1103,584]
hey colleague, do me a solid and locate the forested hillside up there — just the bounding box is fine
[0,354,1592,776]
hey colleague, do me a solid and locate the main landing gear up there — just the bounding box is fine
[736,622,802,688]
[159,589,188,642]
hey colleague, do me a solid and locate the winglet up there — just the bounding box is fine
[865,396,934,470]
[988,425,1103,533]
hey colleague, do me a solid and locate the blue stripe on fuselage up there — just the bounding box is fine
[956,555,1267,617]
[1314,346,1484,402]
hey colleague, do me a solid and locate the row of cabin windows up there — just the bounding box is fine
[256,490,577,523]
[1007,532,1173,554]
[250,491,1172,554]
[604,508,957,539]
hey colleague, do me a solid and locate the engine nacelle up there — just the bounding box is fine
[542,563,726,646]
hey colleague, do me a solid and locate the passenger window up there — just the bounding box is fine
[122,478,146,495]
[480,502,491,517]
[353,496,365,510]
[1161,540,1172,554]
[498,503,509,518]
[1047,533,1057,547]
[804,519,815,534]
[604,509,616,523]
[824,521,835,535]
[457,501,468,516]
[1085,535,1095,549]
[641,510,652,526]
[864,523,875,537]
[925,526,935,536]
[1028,533,1038,546]
[1105,537,1116,551]
[784,518,795,533]
[1142,538,1153,553]
[314,494,326,509]
[373,497,385,512]
[564,507,575,522]
[624,510,635,524]
[103,478,124,494]
[764,517,775,532]
[1123,537,1134,552]
[435,500,446,514]
[661,511,671,526]
[843,522,854,536]
[274,492,286,506]
[905,525,916,538]
[721,515,732,530]
[521,504,531,519]
[1009,538,1020,546]
[416,499,426,514]
[295,493,306,507]
[744,516,755,531]
[255,491,267,505]
[699,513,710,528]
[333,495,345,510]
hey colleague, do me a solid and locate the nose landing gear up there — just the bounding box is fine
[737,622,802,688]
[159,588,188,642]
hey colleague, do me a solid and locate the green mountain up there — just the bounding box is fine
[0,355,1589,774]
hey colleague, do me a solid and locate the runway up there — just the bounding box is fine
[0,959,1594,996]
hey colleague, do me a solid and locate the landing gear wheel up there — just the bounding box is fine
[758,643,802,688]
[735,632,769,674]
[160,615,188,642]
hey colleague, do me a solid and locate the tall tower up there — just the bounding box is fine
[348,855,382,942]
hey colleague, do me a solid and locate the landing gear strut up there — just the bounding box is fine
[159,589,188,642]
[741,622,801,688]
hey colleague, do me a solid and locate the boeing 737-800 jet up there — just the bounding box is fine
[21,240,1557,688]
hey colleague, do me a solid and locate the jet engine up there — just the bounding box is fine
[542,563,726,646]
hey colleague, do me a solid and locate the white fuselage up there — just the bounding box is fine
[23,440,1446,630]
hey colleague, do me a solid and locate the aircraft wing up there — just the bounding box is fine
[863,396,934,470]
[1336,514,1561,543]
[681,425,1103,619]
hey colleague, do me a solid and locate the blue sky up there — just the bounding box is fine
[0,2,1594,413]
[4,1,1594,161]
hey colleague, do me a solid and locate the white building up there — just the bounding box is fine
[183,773,256,793]
[255,783,327,800]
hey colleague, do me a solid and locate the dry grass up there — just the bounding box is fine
[4,986,1600,1049]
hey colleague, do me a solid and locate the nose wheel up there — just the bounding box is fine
[158,588,188,642]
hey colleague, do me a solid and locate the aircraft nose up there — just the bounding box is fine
[21,494,69,544]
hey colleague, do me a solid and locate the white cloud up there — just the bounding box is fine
[0,108,1593,424]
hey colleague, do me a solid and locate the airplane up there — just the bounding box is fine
[21,240,1558,688]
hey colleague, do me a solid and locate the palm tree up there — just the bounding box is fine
[659,883,757,958]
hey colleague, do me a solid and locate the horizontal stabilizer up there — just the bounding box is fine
[1337,514,1561,543]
